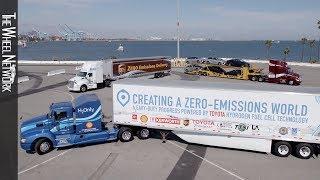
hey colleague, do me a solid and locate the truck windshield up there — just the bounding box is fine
[77,72,87,77]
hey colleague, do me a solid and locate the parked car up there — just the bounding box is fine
[185,57,199,64]
[225,69,242,76]
[225,59,250,67]
[207,57,226,65]
[198,65,226,76]
[184,64,203,74]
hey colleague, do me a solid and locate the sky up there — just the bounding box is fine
[18,0,320,40]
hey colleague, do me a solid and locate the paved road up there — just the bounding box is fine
[17,65,320,180]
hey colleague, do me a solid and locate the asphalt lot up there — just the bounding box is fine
[18,64,320,180]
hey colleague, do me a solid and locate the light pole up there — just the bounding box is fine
[317,20,320,62]
[176,0,180,58]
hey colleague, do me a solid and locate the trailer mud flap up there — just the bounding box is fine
[173,131,272,153]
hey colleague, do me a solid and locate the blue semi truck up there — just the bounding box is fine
[20,94,140,155]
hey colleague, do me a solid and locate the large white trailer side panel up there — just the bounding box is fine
[113,80,320,152]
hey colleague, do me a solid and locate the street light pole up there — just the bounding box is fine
[317,20,320,62]
[177,0,180,59]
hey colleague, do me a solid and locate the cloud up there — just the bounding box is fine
[193,6,320,40]
[19,0,120,8]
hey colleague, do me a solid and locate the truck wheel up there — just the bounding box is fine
[287,80,294,86]
[137,128,150,139]
[250,76,257,81]
[118,127,133,142]
[35,138,52,155]
[104,80,111,87]
[273,141,292,157]
[295,143,314,159]
[258,76,264,82]
[80,85,87,92]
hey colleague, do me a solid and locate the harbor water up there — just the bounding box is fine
[19,40,319,62]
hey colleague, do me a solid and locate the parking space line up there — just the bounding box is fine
[167,140,246,180]
[18,149,72,175]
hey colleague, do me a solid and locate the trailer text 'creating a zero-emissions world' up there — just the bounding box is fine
[1,12,16,92]
[129,93,309,124]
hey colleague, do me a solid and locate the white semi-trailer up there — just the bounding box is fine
[68,56,171,92]
[113,79,320,159]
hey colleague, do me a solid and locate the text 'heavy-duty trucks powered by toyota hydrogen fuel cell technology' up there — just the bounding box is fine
[21,80,320,159]
[67,56,171,92]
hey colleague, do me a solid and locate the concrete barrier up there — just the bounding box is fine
[75,66,82,70]
[18,76,30,83]
[47,69,66,76]
[19,60,86,66]
[171,58,187,67]
[221,58,320,68]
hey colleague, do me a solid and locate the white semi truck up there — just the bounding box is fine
[68,56,171,92]
[112,79,320,159]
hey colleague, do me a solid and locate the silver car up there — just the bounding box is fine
[184,64,203,74]
[206,57,226,65]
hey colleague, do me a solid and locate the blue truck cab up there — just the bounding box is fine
[20,94,121,155]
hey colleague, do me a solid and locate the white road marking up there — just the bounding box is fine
[18,76,30,83]
[47,69,66,76]
[18,149,72,175]
[167,140,247,180]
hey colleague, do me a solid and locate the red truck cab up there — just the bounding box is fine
[267,59,301,85]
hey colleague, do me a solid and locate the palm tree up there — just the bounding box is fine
[265,40,273,59]
[308,39,316,61]
[300,37,308,62]
[283,47,290,60]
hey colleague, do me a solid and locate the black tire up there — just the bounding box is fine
[154,73,159,78]
[218,62,222,65]
[104,80,111,87]
[80,85,87,92]
[273,141,292,157]
[35,138,52,155]
[295,143,314,159]
[137,128,150,140]
[250,76,257,81]
[118,127,133,142]
[258,76,264,82]
[287,80,294,86]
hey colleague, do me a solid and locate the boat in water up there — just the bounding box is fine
[18,40,27,48]
[117,44,124,52]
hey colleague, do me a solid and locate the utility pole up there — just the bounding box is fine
[317,20,320,62]
[177,0,180,58]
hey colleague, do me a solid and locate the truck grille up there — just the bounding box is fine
[68,81,74,88]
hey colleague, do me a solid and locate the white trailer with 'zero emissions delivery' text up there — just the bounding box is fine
[112,79,320,159]
[68,56,171,92]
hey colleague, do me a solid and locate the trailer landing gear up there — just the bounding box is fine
[160,131,170,143]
